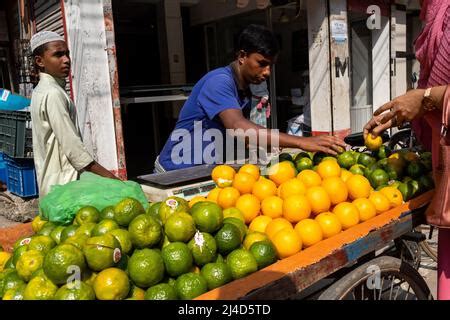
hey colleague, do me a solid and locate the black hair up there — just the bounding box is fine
[32,42,50,57]
[31,43,50,84]
[237,24,280,57]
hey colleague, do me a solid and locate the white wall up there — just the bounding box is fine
[63,0,119,173]
[372,15,391,111]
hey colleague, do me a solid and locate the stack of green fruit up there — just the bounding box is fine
[0,196,277,300]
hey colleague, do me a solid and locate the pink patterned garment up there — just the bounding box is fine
[412,0,450,168]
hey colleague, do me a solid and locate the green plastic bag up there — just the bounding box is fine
[39,172,149,225]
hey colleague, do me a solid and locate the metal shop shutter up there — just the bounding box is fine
[34,0,64,35]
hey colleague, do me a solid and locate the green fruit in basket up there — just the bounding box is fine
[144,283,177,300]
[349,164,365,176]
[377,145,392,159]
[99,206,115,220]
[92,219,119,237]
[158,196,189,224]
[50,226,65,244]
[74,222,96,238]
[175,272,207,300]
[369,169,389,189]
[108,229,133,255]
[200,262,232,290]
[161,242,193,277]
[16,249,44,282]
[295,157,314,172]
[28,235,56,254]
[188,231,217,266]
[146,202,162,221]
[54,281,96,300]
[215,224,242,255]
[249,241,277,269]
[397,182,413,202]
[43,244,86,285]
[74,206,100,225]
[406,161,425,179]
[129,214,162,248]
[37,222,57,236]
[128,248,164,288]
[2,283,26,300]
[59,225,79,243]
[418,175,434,191]
[164,212,196,243]
[190,201,223,233]
[223,217,247,241]
[294,152,311,162]
[226,248,258,280]
[23,273,58,300]
[337,151,356,169]
[83,234,121,272]
[114,197,146,227]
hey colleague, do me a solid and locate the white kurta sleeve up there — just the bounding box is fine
[44,89,94,171]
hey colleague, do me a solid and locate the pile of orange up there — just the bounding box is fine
[205,159,404,260]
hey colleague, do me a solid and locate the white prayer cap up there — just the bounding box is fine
[30,31,65,53]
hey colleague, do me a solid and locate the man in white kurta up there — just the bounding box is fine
[31,72,93,197]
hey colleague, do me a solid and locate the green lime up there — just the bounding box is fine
[159,196,189,223]
[278,153,293,163]
[43,244,87,284]
[313,152,327,165]
[164,212,196,243]
[418,175,434,191]
[377,145,392,159]
[190,201,223,233]
[54,281,95,300]
[398,182,413,201]
[2,283,26,300]
[161,242,193,277]
[188,231,217,266]
[200,262,232,290]
[175,272,208,300]
[59,225,79,243]
[74,222,96,238]
[108,229,133,255]
[64,234,89,250]
[114,197,146,227]
[420,151,432,161]
[16,250,44,282]
[223,217,247,241]
[249,241,277,269]
[215,224,242,255]
[83,234,121,272]
[93,268,130,300]
[222,207,245,223]
[23,273,58,300]
[243,232,269,250]
[295,157,314,172]
[1,271,25,296]
[358,153,376,167]
[37,222,57,236]
[407,162,425,179]
[146,202,162,221]
[49,225,65,244]
[74,206,100,225]
[144,283,177,300]
[369,169,390,189]
[128,214,162,248]
[28,235,56,254]
[294,152,311,162]
[337,151,356,169]
[349,164,366,176]
[92,219,120,236]
[99,206,115,220]
[128,248,165,288]
[226,248,258,279]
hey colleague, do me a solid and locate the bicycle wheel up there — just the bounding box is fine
[317,256,432,300]
[388,129,416,150]
[416,225,438,262]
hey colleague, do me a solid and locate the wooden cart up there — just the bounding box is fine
[196,191,434,300]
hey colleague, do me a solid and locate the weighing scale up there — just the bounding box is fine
[137,164,239,202]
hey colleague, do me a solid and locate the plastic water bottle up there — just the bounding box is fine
[0,88,31,111]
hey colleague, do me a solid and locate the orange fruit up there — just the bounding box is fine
[321,177,348,205]
[315,212,342,239]
[305,186,331,215]
[206,188,222,203]
[232,172,256,194]
[346,175,372,200]
[217,187,240,209]
[248,215,273,234]
[297,170,322,188]
[277,178,306,199]
[271,228,302,259]
[211,165,236,187]
[252,177,277,201]
[235,194,261,224]
[352,198,377,222]
[265,218,293,240]
[268,161,297,186]
[379,187,403,208]
[188,196,207,208]
[340,169,353,183]
[239,164,260,180]
[294,219,323,248]
[365,134,383,151]
[317,160,341,179]
[282,195,311,223]
[332,202,360,230]
[261,196,284,219]
[368,191,391,214]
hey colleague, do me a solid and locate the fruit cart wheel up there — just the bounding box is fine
[317,256,432,300]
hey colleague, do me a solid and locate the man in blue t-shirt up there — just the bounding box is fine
[156,25,346,172]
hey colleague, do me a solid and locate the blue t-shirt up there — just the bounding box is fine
[158,66,250,171]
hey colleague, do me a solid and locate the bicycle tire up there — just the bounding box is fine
[415,225,438,262]
[317,256,432,300]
